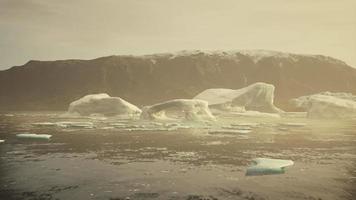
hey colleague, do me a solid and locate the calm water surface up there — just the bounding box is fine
[0,112,355,200]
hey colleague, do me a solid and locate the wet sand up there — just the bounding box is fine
[0,112,355,200]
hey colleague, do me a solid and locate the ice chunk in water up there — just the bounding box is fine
[246,158,294,176]
[280,122,306,127]
[141,99,215,121]
[31,122,57,127]
[0,139,5,143]
[56,121,94,129]
[194,82,283,113]
[16,133,52,140]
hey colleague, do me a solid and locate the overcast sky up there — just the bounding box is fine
[0,0,355,69]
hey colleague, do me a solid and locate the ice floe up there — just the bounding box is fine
[56,121,94,129]
[279,122,307,127]
[31,121,94,129]
[16,133,52,140]
[246,158,294,176]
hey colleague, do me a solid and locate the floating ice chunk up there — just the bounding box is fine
[194,82,283,113]
[204,141,229,145]
[231,122,259,127]
[229,111,280,118]
[246,158,294,176]
[0,139,5,143]
[31,122,57,127]
[291,92,356,118]
[68,93,142,117]
[109,123,127,127]
[279,122,306,127]
[278,127,289,131]
[141,99,216,121]
[16,133,52,140]
[101,126,115,130]
[222,125,252,130]
[56,121,94,129]
[209,129,252,134]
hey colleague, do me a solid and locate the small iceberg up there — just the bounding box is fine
[246,158,294,176]
[16,133,52,140]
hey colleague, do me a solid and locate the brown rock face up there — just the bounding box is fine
[0,50,355,111]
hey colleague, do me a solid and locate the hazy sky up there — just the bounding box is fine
[0,0,355,69]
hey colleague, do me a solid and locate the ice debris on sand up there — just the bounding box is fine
[246,158,294,176]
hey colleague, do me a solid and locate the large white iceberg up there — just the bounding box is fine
[194,82,282,113]
[141,99,216,121]
[246,158,294,176]
[68,93,142,117]
[291,92,356,118]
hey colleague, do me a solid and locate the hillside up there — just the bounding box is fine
[1,50,355,111]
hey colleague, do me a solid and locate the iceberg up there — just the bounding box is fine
[246,158,294,176]
[194,82,283,113]
[141,99,216,121]
[68,93,142,117]
[16,133,52,140]
[291,92,356,118]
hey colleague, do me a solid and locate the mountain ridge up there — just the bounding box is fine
[1,50,355,111]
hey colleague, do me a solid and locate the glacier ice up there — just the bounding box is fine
[16,133,52,140]
[68,93,142,117]
[246,158,294,176]
[291,92,356,118]
[141,99,216,121]
[194,82,283,113]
